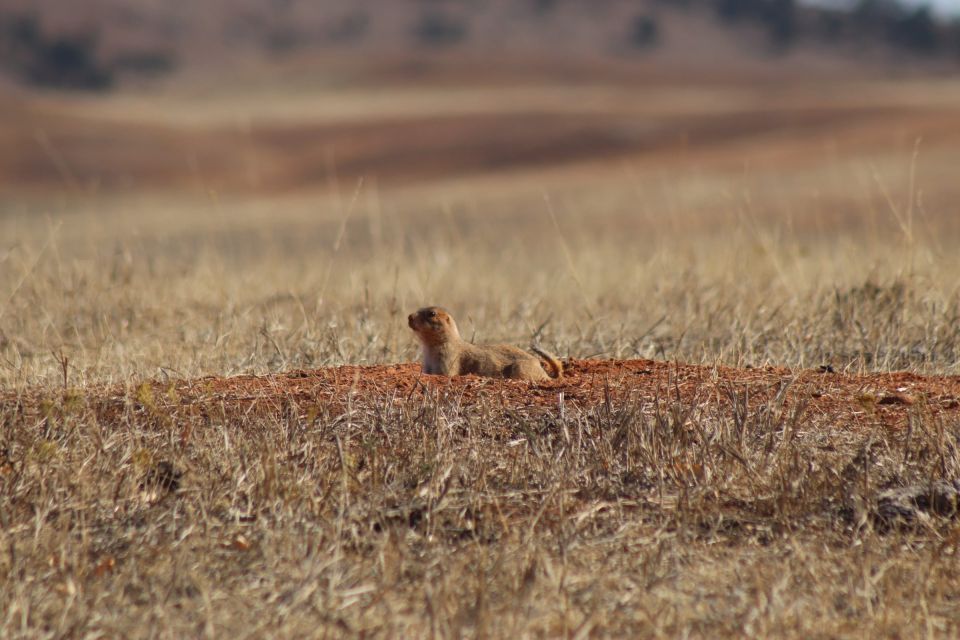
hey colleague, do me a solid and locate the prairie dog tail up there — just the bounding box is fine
[530,346,563,379]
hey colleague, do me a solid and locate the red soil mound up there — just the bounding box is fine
[11,359,954,433]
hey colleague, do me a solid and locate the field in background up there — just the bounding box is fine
[3,68,960,388]
[3,65,960,637]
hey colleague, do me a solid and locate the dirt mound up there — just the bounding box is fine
[8,359,959,432]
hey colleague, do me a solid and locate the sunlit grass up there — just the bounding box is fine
[3,74,960,637]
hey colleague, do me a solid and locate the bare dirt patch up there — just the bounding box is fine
[17,358,955,431]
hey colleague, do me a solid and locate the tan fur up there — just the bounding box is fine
[408,306,563,382]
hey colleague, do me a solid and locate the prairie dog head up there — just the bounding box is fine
[408,306,460,346]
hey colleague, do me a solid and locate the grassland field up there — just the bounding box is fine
[2,64,960,637]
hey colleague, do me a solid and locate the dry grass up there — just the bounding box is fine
[3,360,960,637]
[3,73,960,637]
[3,185,960,389]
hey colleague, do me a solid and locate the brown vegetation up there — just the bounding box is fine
[3,358,960,636]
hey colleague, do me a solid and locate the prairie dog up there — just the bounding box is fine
[408,306,563,382]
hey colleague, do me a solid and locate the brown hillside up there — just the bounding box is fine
[1,0,943,85]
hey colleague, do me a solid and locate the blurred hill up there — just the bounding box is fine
[1,0,958,90]
[4,0,959,205]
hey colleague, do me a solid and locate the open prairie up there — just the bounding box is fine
[3,59,960,637]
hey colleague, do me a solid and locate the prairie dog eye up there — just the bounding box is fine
[428,310,437,318]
